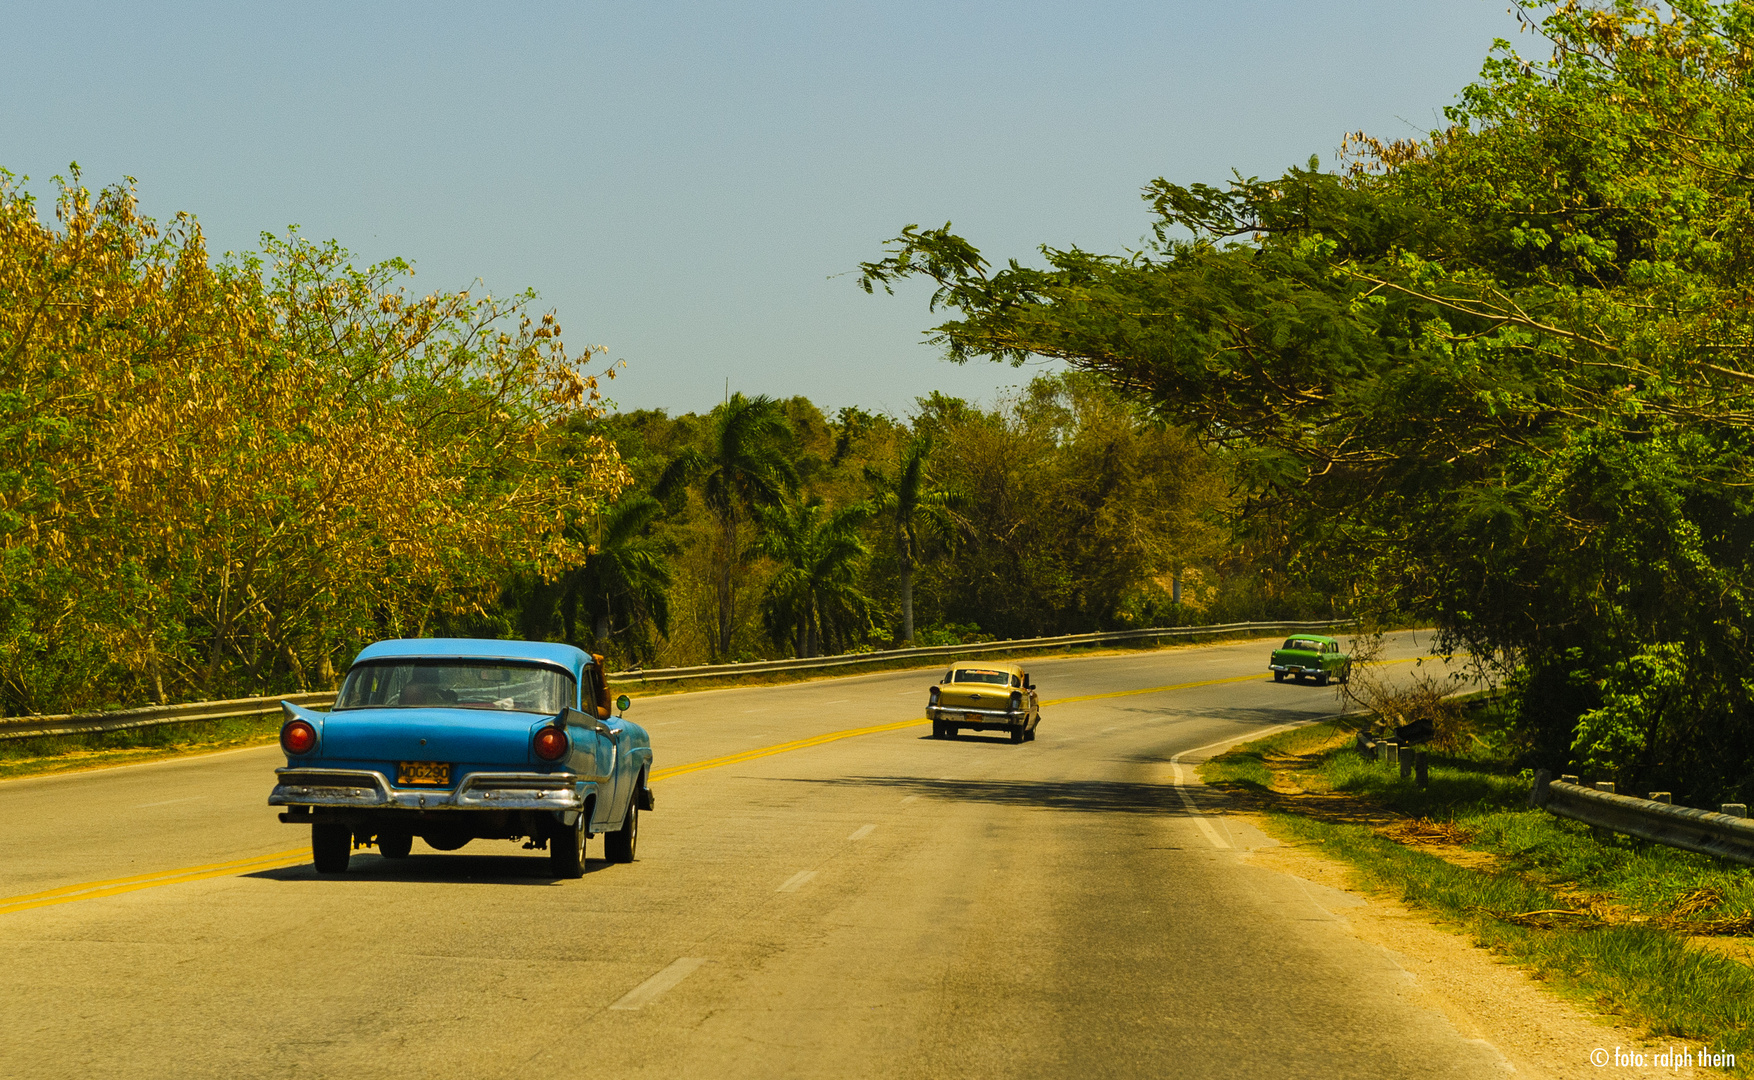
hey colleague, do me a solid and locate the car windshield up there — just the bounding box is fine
[335,661,576,714]
[952,669,1011,685]
[1284,639,1325,652]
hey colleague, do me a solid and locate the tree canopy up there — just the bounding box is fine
[860,1,1754,801]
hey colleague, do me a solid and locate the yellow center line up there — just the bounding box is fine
[0,849,309,916]
[3,655,1425,916]
[649,718,928,782]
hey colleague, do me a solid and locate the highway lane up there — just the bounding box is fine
[0,631,1504,1078]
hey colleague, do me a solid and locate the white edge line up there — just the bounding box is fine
[608,957,707,1011]
[776,870,818,893]
[848,824,876,841]
[1167,712,1354,851]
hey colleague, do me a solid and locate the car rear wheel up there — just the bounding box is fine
[1273,671,1285,682]
[551,814,587,879]
[377,831,413,859]
[312,824,351,874]
[605,802,639,863]
[942,725,957,738]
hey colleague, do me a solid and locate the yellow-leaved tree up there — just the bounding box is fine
[0,168,626,713]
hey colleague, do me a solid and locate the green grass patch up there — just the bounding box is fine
[1197,721,1342,792]
[1206,718,1754,1071]
[0,714,283,781]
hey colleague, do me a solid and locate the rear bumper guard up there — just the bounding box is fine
[270,768,583,812]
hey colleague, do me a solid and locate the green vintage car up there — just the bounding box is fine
[1269,635,1350,686]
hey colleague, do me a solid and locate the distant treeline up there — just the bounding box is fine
[0,169,1327,716]
[459,374,1336,673]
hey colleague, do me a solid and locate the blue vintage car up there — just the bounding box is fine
[269,639,653,878]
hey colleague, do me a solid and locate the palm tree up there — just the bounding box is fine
[655,393,797,658]
[865,436,963,644]
[558,494,676,663]
[753,498,876,657]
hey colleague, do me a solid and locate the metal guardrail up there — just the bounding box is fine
[0,619,1343,741]
[0,691,338,743]
[606,620,1345,686]
[1529,770,1754,867]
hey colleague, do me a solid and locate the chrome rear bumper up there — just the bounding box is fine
[270,768,583,811]
[928,706,1020,722]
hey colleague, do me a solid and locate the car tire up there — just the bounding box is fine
[605,802,639,864]
[378,831,413,859]
[551,814,587,879]
[1025,726,1036,742]
[1010,725,1026,744]
[1273,671,1285,683]
[1317,671,1330,687]
[942,725,957,738]
[312,824,351,874]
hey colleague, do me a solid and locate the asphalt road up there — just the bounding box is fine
[0,632,1507,1079]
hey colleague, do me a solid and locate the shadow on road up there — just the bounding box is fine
[244,850,615,886]
[768,774,1207,816]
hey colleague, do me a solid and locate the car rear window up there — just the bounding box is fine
[952,669,1011,685]
[1283,639,1325,651]
[336,661,576,714]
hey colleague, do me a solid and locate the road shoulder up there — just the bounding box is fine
[1228,814,1709,1079]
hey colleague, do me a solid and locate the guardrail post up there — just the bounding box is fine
[1724,803,1748,818]
[1415,751,1429,788]
[1376,740,1388,764]
[1386,741,1400,767]
[1591,782,1616,841]
[1400,749,1414,781]
[1560,774,1579,784]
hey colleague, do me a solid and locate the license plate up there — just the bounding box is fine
[397,761,450,786]
[964,713,981,722]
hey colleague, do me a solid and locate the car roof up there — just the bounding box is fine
[947,661,1025,675]
[351,638,591,675]
[1284,635,1339,646]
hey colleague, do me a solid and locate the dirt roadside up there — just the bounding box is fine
[1236,822,1716,1079]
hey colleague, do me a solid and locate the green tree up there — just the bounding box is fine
[859,2,1754,799]
[655,393,798,659]
[864,436,963,644]
[560,494,676,663]
[752,498,876,657]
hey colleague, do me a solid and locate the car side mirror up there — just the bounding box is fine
[616,694,631,716]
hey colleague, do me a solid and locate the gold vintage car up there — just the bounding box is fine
[927,661,1040,743]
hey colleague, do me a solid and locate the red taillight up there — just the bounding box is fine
[533,725,569,762]
[281,720,317,756]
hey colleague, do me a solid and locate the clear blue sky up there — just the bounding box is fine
[1,1,1527,417]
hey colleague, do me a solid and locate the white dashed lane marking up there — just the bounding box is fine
[848,824,876,841]
[608,958,706,1011]
[777,870,818,893]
